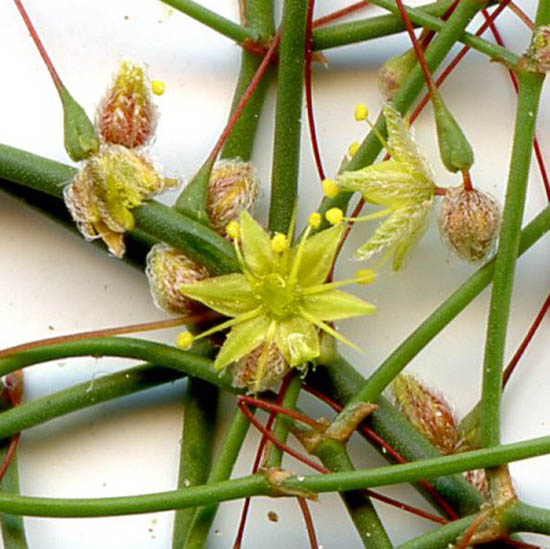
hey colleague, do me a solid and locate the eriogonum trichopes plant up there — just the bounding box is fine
[336,103,436,270]
[177,211,376,392]
[64,145,178,257]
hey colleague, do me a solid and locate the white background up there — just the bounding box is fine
[0,0,549,547]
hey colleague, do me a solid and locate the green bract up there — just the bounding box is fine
[179,211,376,391]
[337,103,436,270]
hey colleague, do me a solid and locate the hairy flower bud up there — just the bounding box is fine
[232,343,289,393]
[206,159,259,234]
[146,243,209,314]
[438,186,501,263]
[96,61,158,148]
[523,25,550,73]
[391,374,457,455]
[378,49,417,100]
[65,145,178,257]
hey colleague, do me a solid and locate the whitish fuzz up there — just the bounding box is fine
[146,243,209,314]
[206,160,259,234]
[438,186,500,263]
[96,60,158,149]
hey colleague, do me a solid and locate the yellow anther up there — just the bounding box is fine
[355,269,376,285]
[308,212,322,229]
[325,208,344,226]
[322,178,339,199]
[226,221,241,240]
[354,103,368,122]
[348,142,360,157]
[176,331,193,350]
[271,233,288,253]
[151,80,165,96]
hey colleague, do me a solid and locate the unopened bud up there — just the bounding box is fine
[523,25,550,73]
[206,160,259,234]
[391,374,457,455]
[96,61,158,149]
[0,371,24,410]
[378,49,417,100]
[464,469,490,500]
[438,186,500,263]
[146,243,209,314]
[64,145,178,257]
[232,343,289,393]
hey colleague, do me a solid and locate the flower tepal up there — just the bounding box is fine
[178,212,376,392]
[337,103,436,270]
[64,145,178,257]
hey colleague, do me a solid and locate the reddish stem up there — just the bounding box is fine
[12,0,63,91]
[297,497,320,549]
[418,0,460,50]
[508,1,535,29]
[305,0,327,182]
[456,510,488,549]
[313,1,370,28]
[462,169,473,192]
[0,434,21,483]
[0,312,217,360]
[238,395,319,428]
[503,292,550,387]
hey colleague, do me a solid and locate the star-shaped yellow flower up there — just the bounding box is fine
[179,211,376,391]
[336,103,436,270]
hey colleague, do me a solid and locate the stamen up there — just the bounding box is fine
[308,212,322,229]
[344,208,393,223]
[354,103,368,122]
[288,225,313,286]
[322,179,339,198]
[151,80,165,96]
[325,208,344,226]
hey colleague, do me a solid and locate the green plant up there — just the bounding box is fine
[1,0,550,547]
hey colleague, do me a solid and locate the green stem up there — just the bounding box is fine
[160,0,254,43]
[329,206,550,429]
[313,439,392,548]
[0,338,234,396]
[0,145,238,275]
[172,378,219,548]
[0,438,546,518]
[503,502,550,536]
[263,374,301,468]
[0,441,28,549]
[268,0,309,234]
[396,514,475,548]
[480,21,548,449]
[184,407,251,548]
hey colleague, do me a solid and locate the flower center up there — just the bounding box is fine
[253,273,297,318]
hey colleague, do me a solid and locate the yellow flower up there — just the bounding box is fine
[179,212,376,392]
[336,103,436,270]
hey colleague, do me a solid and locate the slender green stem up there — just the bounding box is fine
[313,439,392,548]
[0,441,28,549]
[172,378,219,548]
[396,515,476,548]
[160,0,254,44]
[0,338,234,395]
[184,407,251,548]
[480,18,548,449]
[328,206,550,428]
[263,374,301,468]
[503,502,550,536]
[268,0,309,234]
[0,437,546,517]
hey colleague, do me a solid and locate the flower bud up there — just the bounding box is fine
[0,371,24,410]
[232,343,289,393]
[206,159,259,234]
[391,374,457,455]
[438,186,501,263]
[464,468,489,499]
[96,61,157,149]
[65,145,178,257]
[524,25,550,73]
[378,49,417,100]
[146,243,209,314]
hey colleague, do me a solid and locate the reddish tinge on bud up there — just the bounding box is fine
[391,374,457,455]
[206,159,259,234]
[232,343,289,394]
[524,25,550,73]
[0,370,24,409]
[145,243,210,315]
[438,186,501,263]
[378,49,417,101]
[96,61,157,149]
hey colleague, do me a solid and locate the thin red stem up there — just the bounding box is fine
[297,497,320,549]
[305,0,327,181]
[456,510,488,549]
[418,0,460,50]
[312,1,370,28]
[503,292,550,387]
[508,1,535,29]
[0,312,216,360]
[12,0,63,90]
[0,434,21,483]
[238,395,319,428]
[233,375,292,549]
[462,169,473,192]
